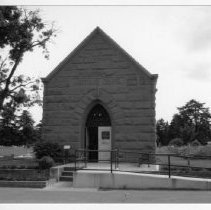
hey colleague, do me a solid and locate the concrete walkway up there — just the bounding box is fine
[0,187,211,203]
[72,170,211,190]
[51,162,211,190]
[73,162,159,172]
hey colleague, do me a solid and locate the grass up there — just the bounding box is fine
[0,168,50,181]
[0,156,38,168]
[141,169,211,179]
[0,156,49,181]
[0,146,33,157]
[154,145,211,178]
[156,145,211,157]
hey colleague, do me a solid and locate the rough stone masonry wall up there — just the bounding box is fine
[42,32,157,152]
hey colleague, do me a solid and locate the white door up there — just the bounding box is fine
[98,126,111,161]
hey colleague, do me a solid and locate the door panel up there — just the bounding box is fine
[98,126,111,161]
[88,126,98,161]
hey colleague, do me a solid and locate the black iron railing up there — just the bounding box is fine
[68,149,211,179]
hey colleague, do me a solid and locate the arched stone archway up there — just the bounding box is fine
[85,103,111,161]
[73,89,124,160]
[73,89,124,123]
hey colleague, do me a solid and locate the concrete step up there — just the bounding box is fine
[62,171,73,176]
[59,176,73,182]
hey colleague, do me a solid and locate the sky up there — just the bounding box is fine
[9,5,211,123]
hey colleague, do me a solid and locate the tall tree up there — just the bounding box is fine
[168,114,185,140]
[0,6,57,146]
[0,6,57,112]
[18,110,38,146]
[169,99,211,144]
[0,109,39,146]
[156,118,169,146]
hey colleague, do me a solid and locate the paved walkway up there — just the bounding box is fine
[0,187,211,203]
[68,162,159,172]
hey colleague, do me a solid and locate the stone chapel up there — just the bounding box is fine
[42,27,158,160]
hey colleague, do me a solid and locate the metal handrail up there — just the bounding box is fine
[72,148,211,179]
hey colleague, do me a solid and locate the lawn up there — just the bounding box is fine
[0,156,38,168]
[155,155,211,168]
[154,145,211,178]
[0,146,33,157]
[0,146,38,168]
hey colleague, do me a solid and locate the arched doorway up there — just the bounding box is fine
[85,104,111,161]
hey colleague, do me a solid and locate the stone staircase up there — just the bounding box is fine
[59,167,75,182]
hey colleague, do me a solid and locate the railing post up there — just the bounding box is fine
[85,149,87,168]
[74,150,77,171]
[168,155,171,178]
[117,149,119,169]
[63,149,65,164]
[115,149,118,169]
[110,150,113,173]
[114,150,116,169]
[187,156,190,172]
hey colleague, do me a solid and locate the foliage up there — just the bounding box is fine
[168,138,184,147]
[0,110,40,146]
[156,118,169,145]
[190,139,201,147]
[177,99,211,144]
[0,127,22,146]
[0,6,56,111]
[33,141,63,160]
[156,99,211,145]
[0,6,56,146]
[18,110,40,146]
[38,156,54,169]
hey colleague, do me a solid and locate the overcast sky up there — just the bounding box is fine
[12,5,211,123]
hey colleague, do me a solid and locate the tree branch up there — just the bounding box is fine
[9,81,35,92]
[31,36,51,48]
[0,56,8,72]
[0,56,21,110]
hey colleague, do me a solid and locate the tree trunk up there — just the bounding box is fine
[0,57,20,111]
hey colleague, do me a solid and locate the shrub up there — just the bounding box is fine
[190,139,201,147]
[193,145,211,157]
[38,156,54,169]
[139,154,154,164]
[168,138,184,147]
[33,141,63,161]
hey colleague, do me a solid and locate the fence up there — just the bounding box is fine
[72,149,211,179]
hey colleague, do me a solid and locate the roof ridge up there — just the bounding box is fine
[42,27,99,82]
[95,27,157,79]
[43,27,157,83]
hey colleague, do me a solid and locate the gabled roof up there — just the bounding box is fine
[42,27,158,83]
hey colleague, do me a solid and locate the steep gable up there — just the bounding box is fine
[42,27,158,83]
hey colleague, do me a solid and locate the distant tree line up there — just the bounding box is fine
[156,99,211,146]
[0,110,42,146]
